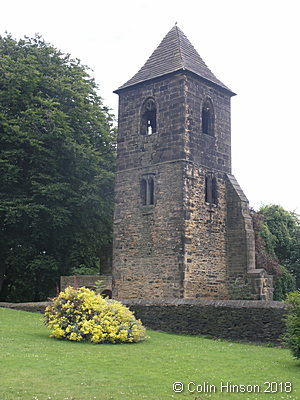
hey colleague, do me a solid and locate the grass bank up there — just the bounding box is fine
[0,307,299,400]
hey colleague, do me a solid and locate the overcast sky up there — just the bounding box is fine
[1,0,299,212]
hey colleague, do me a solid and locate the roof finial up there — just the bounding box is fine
[175,21,177,26]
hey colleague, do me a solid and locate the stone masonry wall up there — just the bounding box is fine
[0,299,286,343]
[122,299,287,343]
[224,175,274,300]
[113,73,188,299]
[113,72,234,300]
[181,74,233,299]
[226,174,255,279]
[183,163,228,298]
[113,71,270,300]
[113,161,185,299]
[116,73,187,172]
[184,73,232,173]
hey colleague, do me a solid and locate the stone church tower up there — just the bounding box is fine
[112,26,273,300]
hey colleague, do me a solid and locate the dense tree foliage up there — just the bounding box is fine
[274,266,296,302]
[259,205,300,287]
[252,205,300,300]
[284,290,300,360]
[252,211,281,279]
[0,34,116,301]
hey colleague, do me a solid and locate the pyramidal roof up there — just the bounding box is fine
[115,25,234,94]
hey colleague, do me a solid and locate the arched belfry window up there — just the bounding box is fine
[205,174,217,205]
[202,99,214,136]
[141,98,157,135]
[141,175,155,205]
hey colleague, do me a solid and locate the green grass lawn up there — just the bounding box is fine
[0,307,299,400]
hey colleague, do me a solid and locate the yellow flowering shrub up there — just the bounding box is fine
[44,286,146,344]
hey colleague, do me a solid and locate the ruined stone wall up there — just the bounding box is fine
[225,175,273,300]
[225,174,255,280]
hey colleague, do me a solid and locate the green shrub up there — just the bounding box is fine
[44,286,146,344]
[284,290,300,359]
[274,266,296,301]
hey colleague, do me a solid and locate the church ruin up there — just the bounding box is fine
[112,25,273,300]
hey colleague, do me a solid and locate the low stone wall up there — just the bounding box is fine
[122,299,287,343]
[0,301,49,313]
[0,298,287,343]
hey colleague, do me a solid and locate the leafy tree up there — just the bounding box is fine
[251,210,281,279]
[287,227,300,288]
[259,205,299,263]
[251,208,296,300]
[284,290,300,360]
[259,205,300,288]
[274,266,296,301]
[0,34,116,301]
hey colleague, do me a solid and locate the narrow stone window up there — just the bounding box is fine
[205,174,217,205]
[141,98,157,135]
[205,175,212,203]
[141,176,155,205]
[141,179,147,205]
[148,177,154,205]
[202,99,214,136]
